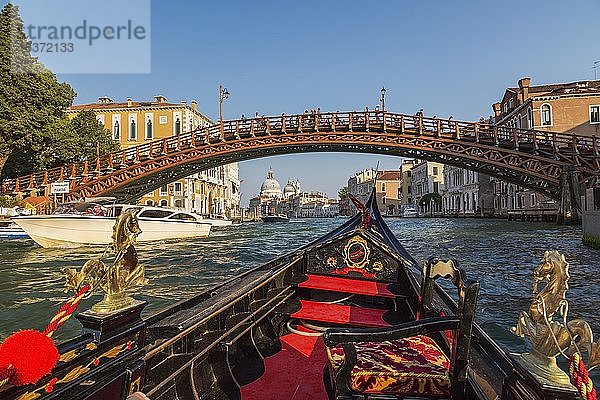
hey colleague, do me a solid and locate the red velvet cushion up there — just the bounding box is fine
[328,335,451,397]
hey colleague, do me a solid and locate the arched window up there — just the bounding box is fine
[129,119,136,140]
[113,120,120,140]
[159,200,168,207]
[541,103,552,126]
[175,117,181,135]
[146,118,153,139]
[145,200,154,206]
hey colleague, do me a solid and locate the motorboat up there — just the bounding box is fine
[0,219,28,239]
[201,214,233,227]
[13,202,211,248]
[261,213,290,222]
[0,191,594,400]
[401,204,419,218]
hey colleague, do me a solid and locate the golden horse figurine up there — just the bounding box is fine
[63,208,147,314]
[512,250,599,384]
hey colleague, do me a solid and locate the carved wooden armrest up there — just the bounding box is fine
[323,316,460,347]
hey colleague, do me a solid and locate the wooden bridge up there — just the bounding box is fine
[1,111,599,216]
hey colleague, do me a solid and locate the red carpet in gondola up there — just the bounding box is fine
[240,327,329,400]
[291,300,391,328]
[298,274,397,298]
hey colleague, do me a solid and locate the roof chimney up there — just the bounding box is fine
[191,100,198,111]
[154,95,167,104]
[98,96,113,104]
[518,77,531,104]
[492,102,502,118]
[127,98,133,107]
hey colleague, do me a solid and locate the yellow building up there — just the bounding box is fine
[67,96,240,215]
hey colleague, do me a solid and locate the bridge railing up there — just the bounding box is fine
[1,111,598,196]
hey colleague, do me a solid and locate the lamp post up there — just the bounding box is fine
[219,84,230,134]
[380,86,386,112]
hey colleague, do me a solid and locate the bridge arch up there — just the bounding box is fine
[2,111,598,204]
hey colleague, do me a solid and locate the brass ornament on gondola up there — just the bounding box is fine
[512,250,599,385]
[62,209,148,314]
[343,235,371,270]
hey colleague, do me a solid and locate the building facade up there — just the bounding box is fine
[248,169,338,219]
[67,96,240,216]
[410,161,444,215]
[441,165,494,217]
[488,77,600,219]
[399,159,418,207]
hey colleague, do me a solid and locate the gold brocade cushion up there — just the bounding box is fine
[327,335,451,397]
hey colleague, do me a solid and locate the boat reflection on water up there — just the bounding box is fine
[0,191,596,400]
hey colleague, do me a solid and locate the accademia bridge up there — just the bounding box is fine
[1,111,599,220]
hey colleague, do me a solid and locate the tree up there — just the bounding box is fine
[338,186,349,201]
[3,110,118,177]
[0,3,75,178]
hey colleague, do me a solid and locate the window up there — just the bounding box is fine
[159,185,168,196]
[113,120,120,140]
[129,119,137,140]
[530,193,537,207]
[170,213,196,221]
[433,166,438,175]
[174,182,183,195]
[174,117,181,135]
[145,200,154,206]
[145,118,153,139]
[590,105,600,124]
[139,209,173,219]
[540,103,552,126]
[527,108,533,129]
[160,200,168,207]
[508,98,513,109]
[381,182,386,191]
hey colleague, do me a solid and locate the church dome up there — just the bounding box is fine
[260,168,282,198]
[284,180,296,197]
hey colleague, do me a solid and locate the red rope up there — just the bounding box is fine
[568,353,597,400]
[0,284,92,387]
[43,284,91,337]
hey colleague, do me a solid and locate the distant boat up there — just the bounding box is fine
[401,205,419,218]
[261,214,289,223]
[0,220,28,239]
[13,202,211,248]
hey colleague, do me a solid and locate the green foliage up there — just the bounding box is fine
[582,234,600,250]
[0,3,77,178]
[418,192,442,207]
[0,195,21,208]
[338,186,348,200]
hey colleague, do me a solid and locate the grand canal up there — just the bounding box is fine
[0,217,598,359]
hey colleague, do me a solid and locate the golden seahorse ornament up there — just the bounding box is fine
[62,208,147,314]
[512,250,599,383]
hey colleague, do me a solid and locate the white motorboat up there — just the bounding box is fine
[401,205,419,218]
[13,203,211,248]
[0,220,29,239]
[200,215,233,227]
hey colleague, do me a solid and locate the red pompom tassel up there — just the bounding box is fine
[0,330,59,385]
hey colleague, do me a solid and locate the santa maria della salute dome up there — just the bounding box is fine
[260,168,282,198]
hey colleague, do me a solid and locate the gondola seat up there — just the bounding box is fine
[323,257,479,399]
[327,335,451,396]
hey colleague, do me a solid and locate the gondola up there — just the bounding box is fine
[0,191,591,400]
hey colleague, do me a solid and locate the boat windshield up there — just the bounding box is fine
[53,202,108,216]
[169,213,197,221]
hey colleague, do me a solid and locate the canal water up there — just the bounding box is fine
[0,218,598,360]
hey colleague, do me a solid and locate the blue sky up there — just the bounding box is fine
[7,0,600,203]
